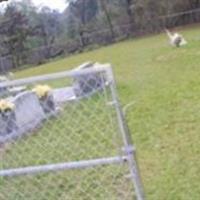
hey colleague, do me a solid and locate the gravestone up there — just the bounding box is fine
[52,87,76,104]
[0,76,9,97]
[13,91,46,134]
[73,62,106,98]
[0,91,46,143]
[0,110,17,137]
[39,93,56,117]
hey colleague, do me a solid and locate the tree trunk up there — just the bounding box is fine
[79,30,86,49]
[99,0,115,41]
[125,0,135,35]
[79,0,88,48]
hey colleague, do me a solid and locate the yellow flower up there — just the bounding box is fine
[0,99,15,112]
[32,85,52,99]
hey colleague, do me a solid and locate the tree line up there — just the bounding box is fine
[0,0,200,72]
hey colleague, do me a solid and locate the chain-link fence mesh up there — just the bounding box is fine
[0,63,144,200]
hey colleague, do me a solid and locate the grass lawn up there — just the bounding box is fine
[1,26,200,199]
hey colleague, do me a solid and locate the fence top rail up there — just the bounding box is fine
[159,8,200,19]
[0,62,112,88]
[0,156,126,177]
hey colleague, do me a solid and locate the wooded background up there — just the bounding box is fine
[0,0,200,71]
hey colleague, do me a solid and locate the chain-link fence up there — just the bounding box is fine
[0,63,144,200]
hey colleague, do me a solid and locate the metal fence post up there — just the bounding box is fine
[106,66,145,200]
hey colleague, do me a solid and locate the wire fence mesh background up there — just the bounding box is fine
[0,64,141,200]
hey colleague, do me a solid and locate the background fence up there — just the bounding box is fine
[0,63,144,200]
[1,8,200,73]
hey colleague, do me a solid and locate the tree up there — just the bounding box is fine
[66,0,99,48]
[34,7,63,58]
[124,0,135,34]
[0,5,30,67]
[98,0,115,40]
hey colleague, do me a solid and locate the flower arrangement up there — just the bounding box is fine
[32,84,55,115]
[0,99,15,113]
[0,99,16,137]
[32,85,52,99]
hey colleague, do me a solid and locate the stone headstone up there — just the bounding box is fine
[0,111,17,137]
[73,62,106,97]
[8,86,27,96]
[0,76,9,97]
[39,93,56,117]
[13,91,46,134]
[0,91,46,143]
[52,87,76,104]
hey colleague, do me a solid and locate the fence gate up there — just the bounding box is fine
[0,63,145,200]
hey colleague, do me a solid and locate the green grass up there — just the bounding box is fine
[1,95,134,200]
[1,26,200,199]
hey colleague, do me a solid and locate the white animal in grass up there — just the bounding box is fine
[165,29,187,47]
